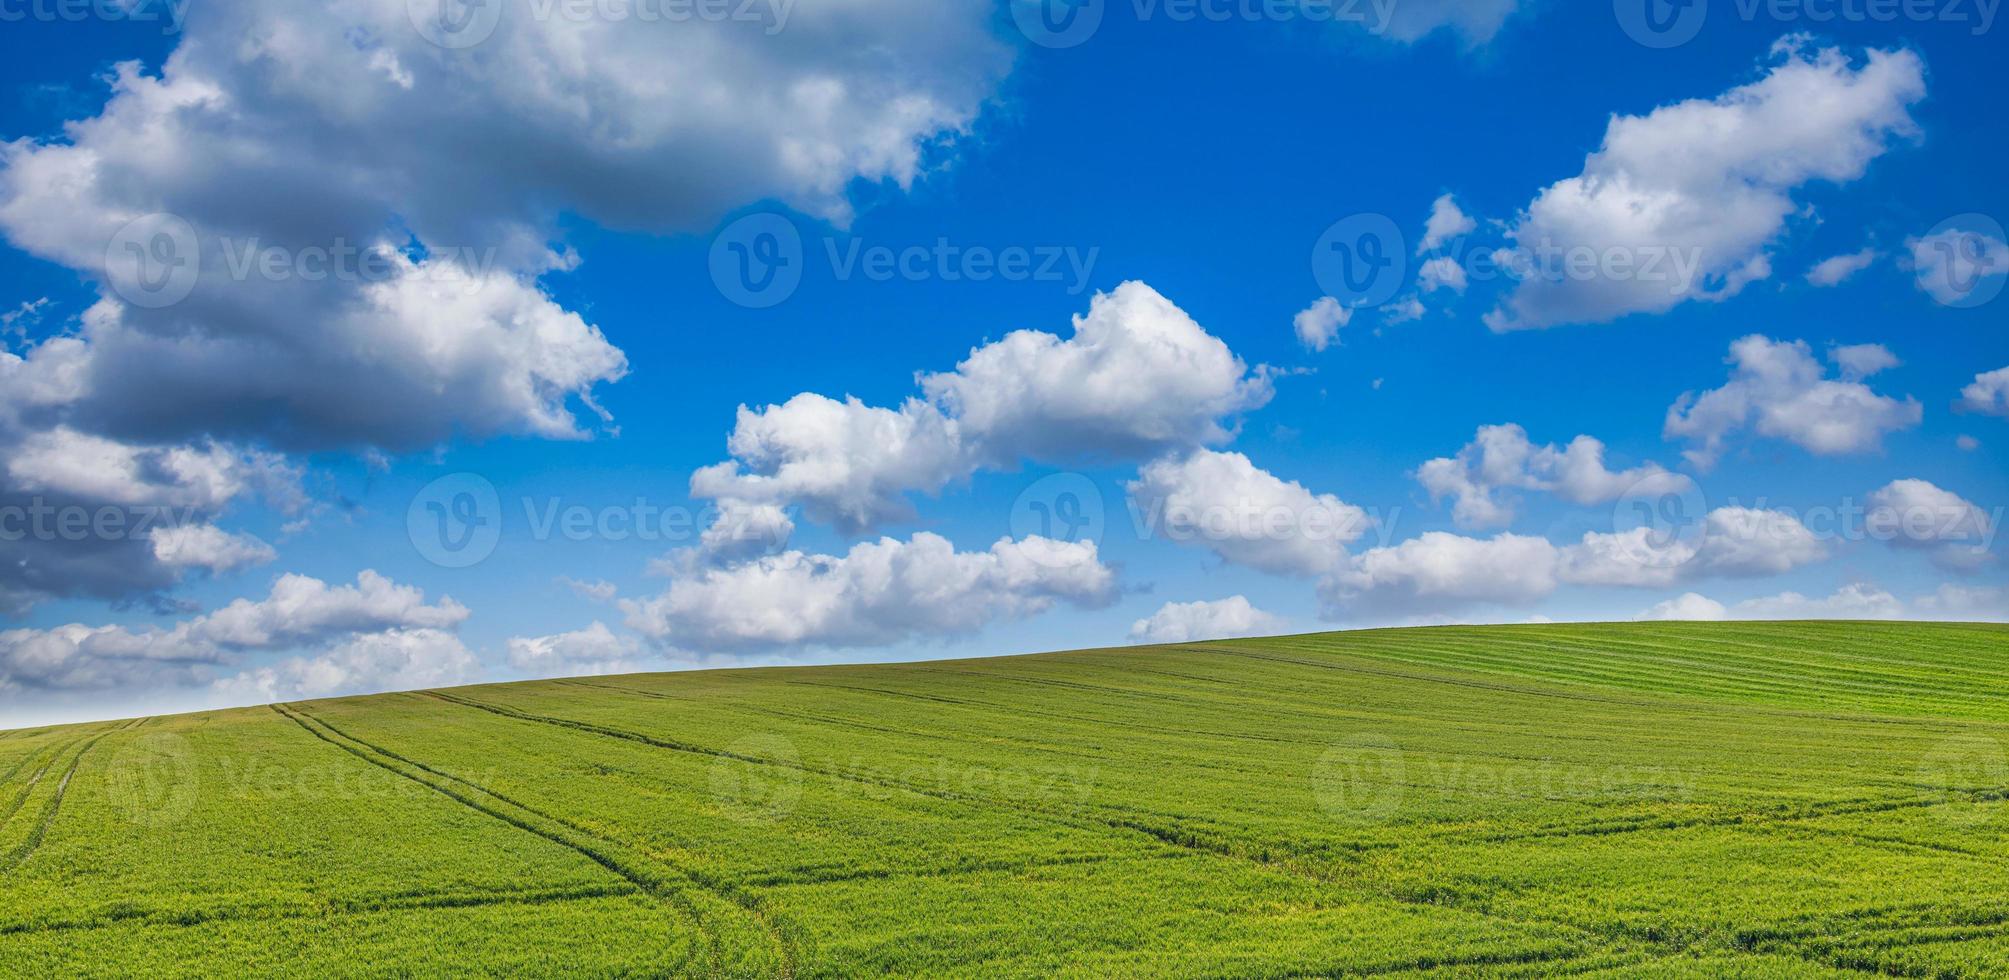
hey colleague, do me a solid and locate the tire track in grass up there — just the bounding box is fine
[0,882,641,939]
[418,690,1630,970]
[272,703,785,978]
[0,721,136,875]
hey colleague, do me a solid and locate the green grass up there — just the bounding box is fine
[1,621,2005,977]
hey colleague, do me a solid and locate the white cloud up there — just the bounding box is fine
[1805,248,1877,287]
[1868,479,1996,571]
[1128,450,1369,577]
[694,282,1272,535]
[148,524,276,574]
[689,394,965,535]
[1,570,469,695]
[921,281,1273,464]
[1957,434,1981,452]
[1829,343,1900,381]
[1416,424,1690,529]
[213,628,478,703]
[1665,335,1921,468]
[1418,256,1468,293]
[194,571,469,649]
[1377,0,1528,44]
[0,622,228,693]
[1642,582,2005,623]
[1908,226,2009,305]
[1382,295,1427,324]
[1294,296,1350,352]
[1728,583,1907,620]
[1129,596,1287,644]
[1485,41,1924,330]
[1913,584,2007,621]
[1560,506,1830,587]
[1959,367,2009,417]
[1637,592,1728,621]
[1321,532,1560,614]
[1418,193,1476,254]
[507,622,647,678]
[620,533,1117,654]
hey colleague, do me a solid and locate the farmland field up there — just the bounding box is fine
[2,621,2006,977]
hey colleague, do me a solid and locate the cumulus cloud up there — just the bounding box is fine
[689,394,965,535]
[1867,479,1997,571]
[1641,583,1907,622]
[0,0,1012,609]
[213,629,477,704]
[1320,532,1560,615]
[507,622,647,678]
[1637,592,1728,621]
[1417,256,1468,293]
[1377,0,1528,44]
[1128,450,1369,577]
[1293,296,1350,352]
[920,281,1273,465]
[1129,596,1288,644]
[1908,226,2009,305]
[1418,193,1477,254]
[1959,367,2009,417]
[1485,41,1924,330]
[1805,248,1877,287]
[1561,506,1831,587]
[148,524,276,574]
[693,282,1272,537]
[1,571,468,695]
[1416,424,1690,529]
[1665,335,1921,468]
[620,533,1117,654]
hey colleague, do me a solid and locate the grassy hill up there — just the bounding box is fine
[2,621,2005,977]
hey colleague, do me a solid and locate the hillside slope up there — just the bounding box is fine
[1,622,2005,977]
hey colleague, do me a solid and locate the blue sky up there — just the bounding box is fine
[1,0,2005,726]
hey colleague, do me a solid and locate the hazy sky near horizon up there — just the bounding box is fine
[1,0,2005,726]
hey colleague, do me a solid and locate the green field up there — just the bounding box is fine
[2,622,2006,977]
